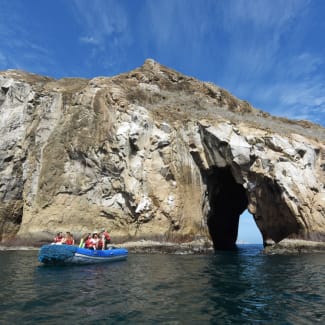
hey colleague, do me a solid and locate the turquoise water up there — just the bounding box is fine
[0,245,324,324]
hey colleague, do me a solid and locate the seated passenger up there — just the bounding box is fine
[79,233,90,248]
[62,232,75,245]
[85,233,99,250]
[84,234,93,249]
[53,232,63,244]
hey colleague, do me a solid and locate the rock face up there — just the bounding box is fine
[0,59,325,248]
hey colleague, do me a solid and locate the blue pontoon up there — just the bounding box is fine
[38,244,128,265]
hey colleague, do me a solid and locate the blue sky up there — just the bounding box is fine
[1,0,324,243]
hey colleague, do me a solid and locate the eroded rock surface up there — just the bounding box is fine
[0,59,324,248]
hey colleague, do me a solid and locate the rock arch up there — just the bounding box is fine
[201,165,302,249]
[195,121,321,249]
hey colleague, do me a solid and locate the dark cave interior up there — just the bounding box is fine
[205,167,249,250]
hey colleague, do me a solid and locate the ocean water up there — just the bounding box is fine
[0,245,324,324]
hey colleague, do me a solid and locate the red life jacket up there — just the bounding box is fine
[85,238,98,248]
[65,238,74,245]
[85,238,93,248]
[54,236,63,243]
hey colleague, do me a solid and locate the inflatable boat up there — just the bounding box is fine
[38,244,128,265]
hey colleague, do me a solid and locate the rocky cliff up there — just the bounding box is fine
[0,59,324,249]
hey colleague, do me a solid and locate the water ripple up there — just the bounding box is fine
[0,246,324,324]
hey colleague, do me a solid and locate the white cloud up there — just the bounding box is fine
[69,0,132,74]
[213,0,325,126]
[221,1,310,76]
[80,36,100,45]
[285,53,323,79]
[242,77,325,124]
[279,84,325,122]
[226,0,309,29]
[72,0,129,46]
[0,2,57,75]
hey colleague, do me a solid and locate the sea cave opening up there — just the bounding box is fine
[237,210,263,245]
[205,167,262,250]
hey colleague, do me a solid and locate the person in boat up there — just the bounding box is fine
[102,229,111,249]
[85,233,99,250]
[96,233,104,250]
[53,232,63,244]
[84,234,93,249]
[62,232,75,245]
[79,233,90,248]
